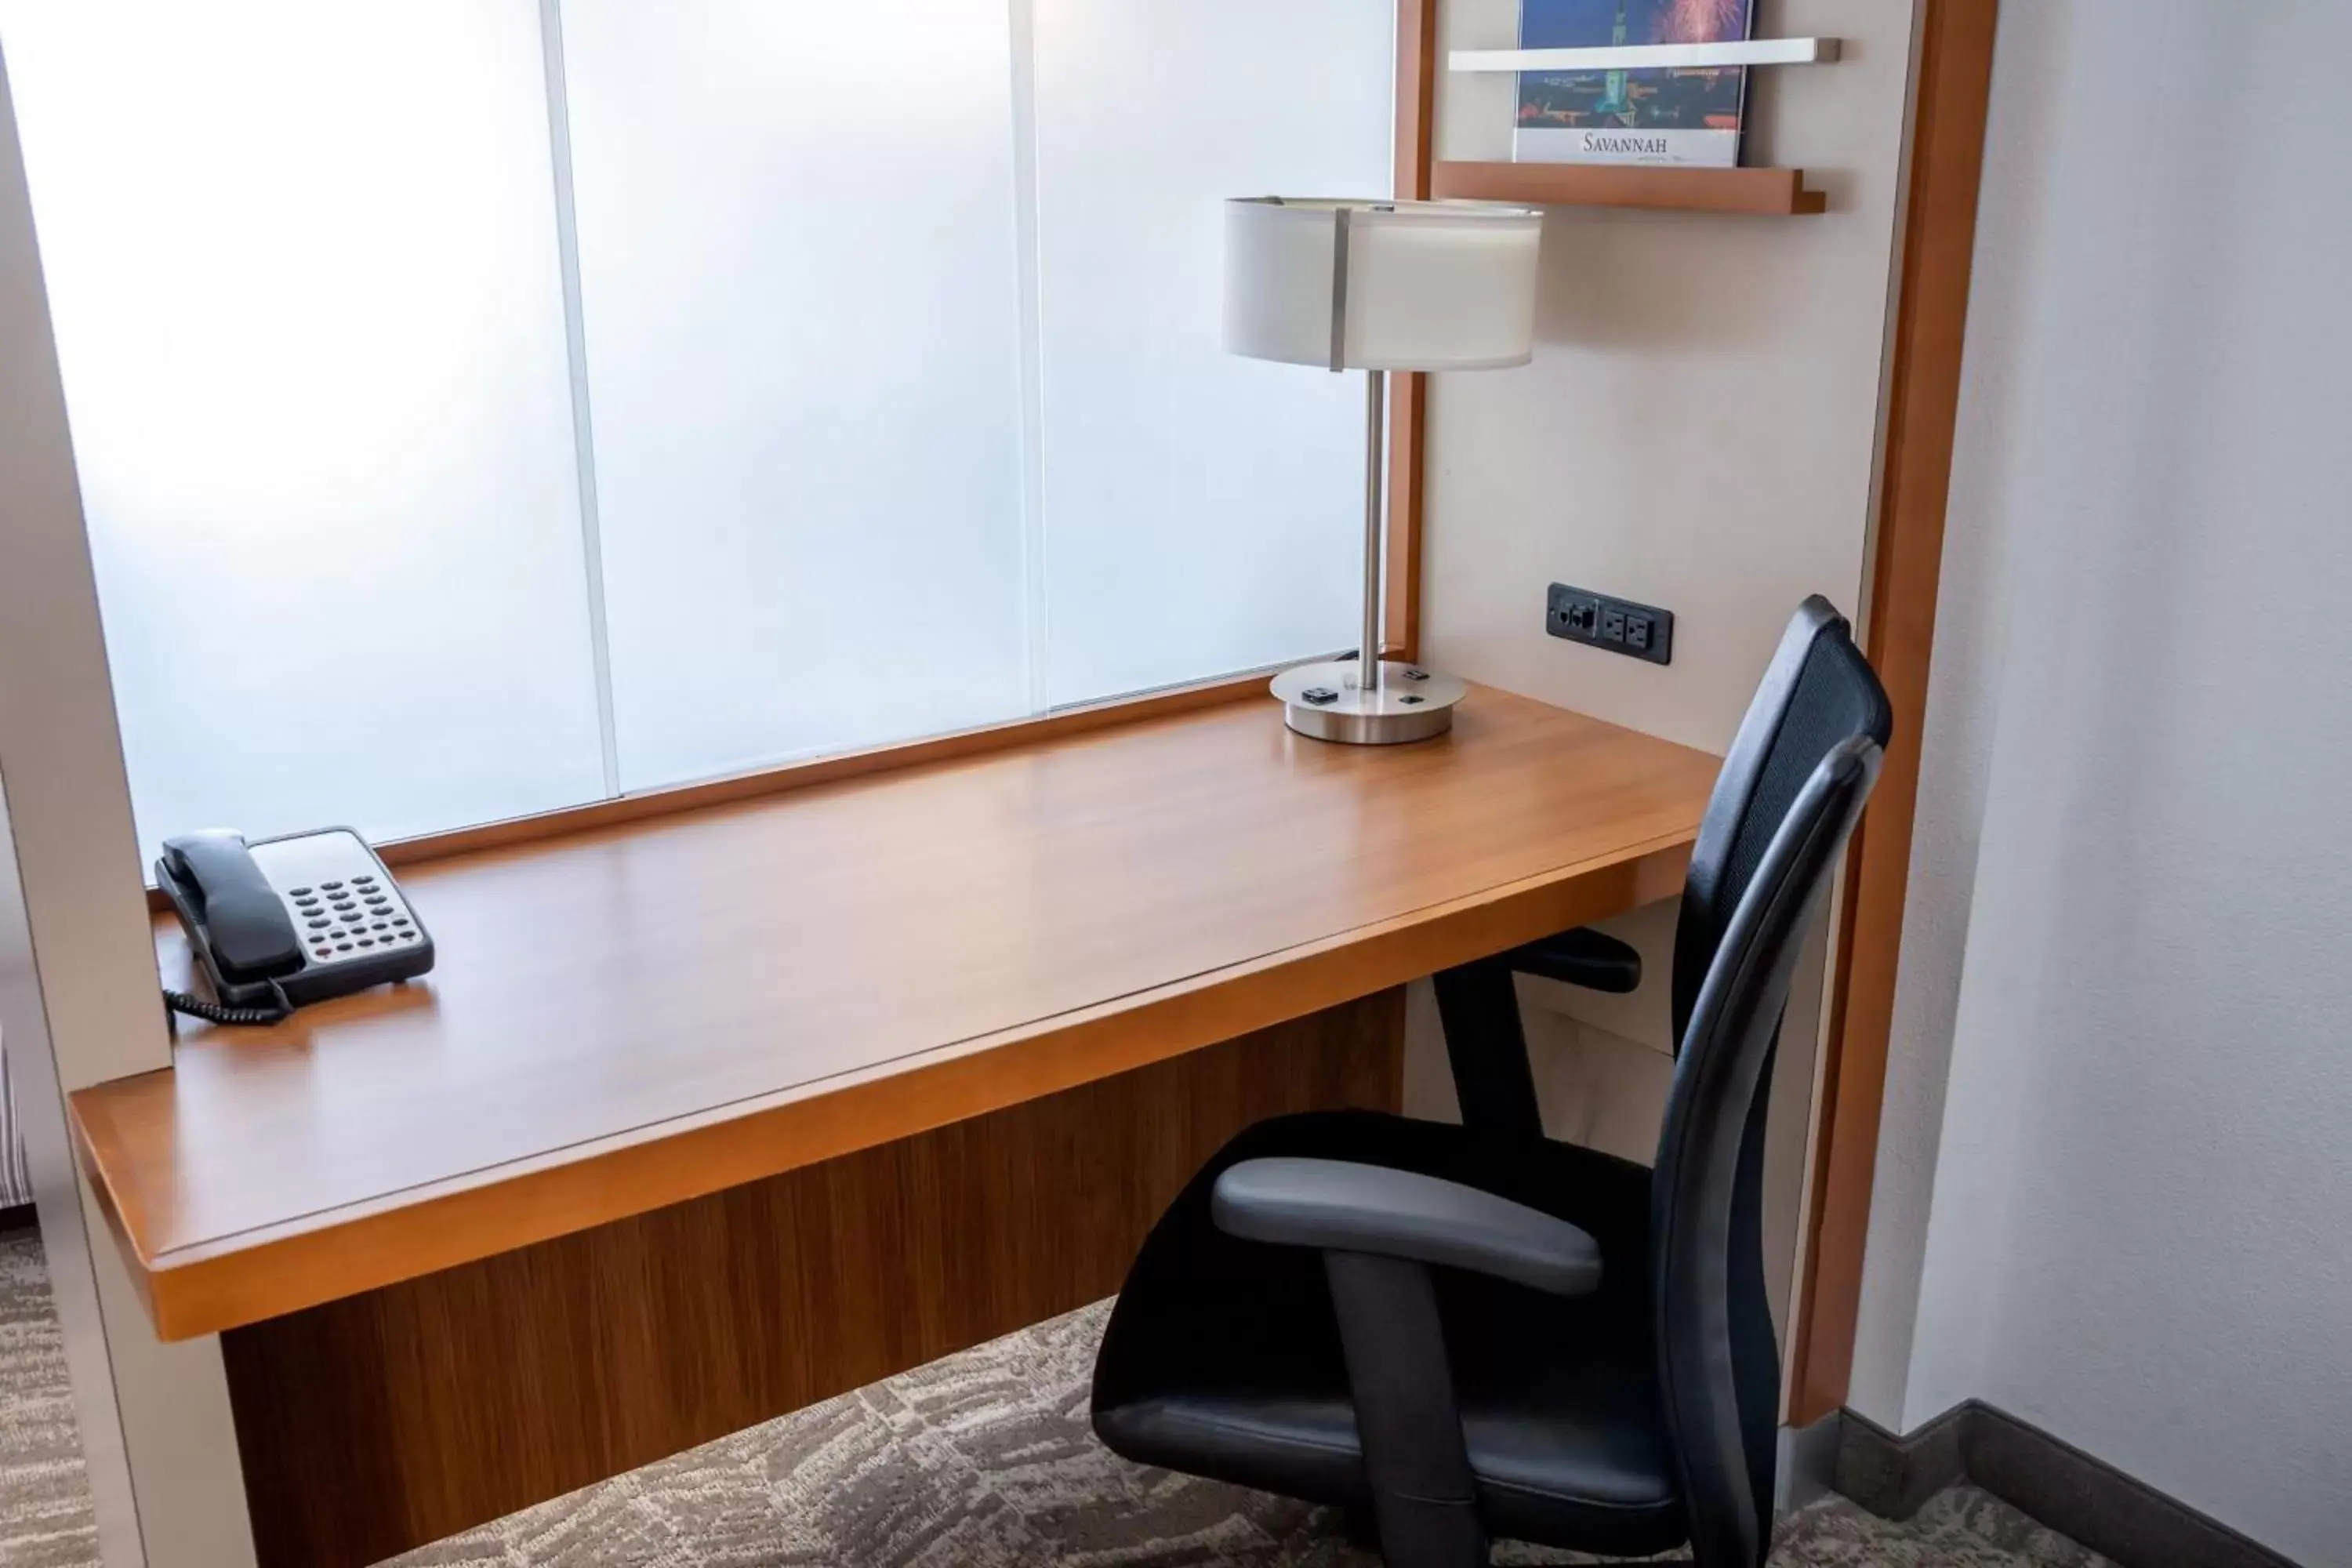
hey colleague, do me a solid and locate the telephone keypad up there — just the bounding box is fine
[251,838,426,974]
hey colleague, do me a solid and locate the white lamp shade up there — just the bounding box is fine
[1222,198,1543,372]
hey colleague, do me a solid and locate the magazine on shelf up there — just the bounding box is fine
[1514,0,1755,168]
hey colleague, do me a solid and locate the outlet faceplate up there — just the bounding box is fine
[1548,583,1674,666]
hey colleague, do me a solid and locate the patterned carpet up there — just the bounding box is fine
[1,1229,97,1567]
[1,1228,2104,1568]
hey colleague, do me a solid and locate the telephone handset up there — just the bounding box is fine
[157,827,434,1025]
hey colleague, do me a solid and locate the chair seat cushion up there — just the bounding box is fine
[1091,1110,1686,1558]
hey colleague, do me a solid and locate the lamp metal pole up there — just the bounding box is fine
[1359,368,1386,691]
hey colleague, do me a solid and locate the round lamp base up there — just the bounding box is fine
[1270,659,1468,746]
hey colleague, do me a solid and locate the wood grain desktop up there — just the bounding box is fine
[75,684,1715,1341]
[67,685,1714,1565]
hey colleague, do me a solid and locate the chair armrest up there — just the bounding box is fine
[1507,926,1642,994]
[1210,1157,1602,1298]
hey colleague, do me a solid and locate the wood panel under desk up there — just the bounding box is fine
[224,996,1403,1568]
[73,684,1717,1338]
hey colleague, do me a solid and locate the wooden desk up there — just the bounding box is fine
[73,685,1715,1566]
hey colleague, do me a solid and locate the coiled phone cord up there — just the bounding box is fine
[162,981,292,1027]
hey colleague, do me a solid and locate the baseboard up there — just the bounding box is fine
[1777,1412,1842,1515]
[1835,1403,1965,1522]
[0,1203,34,1234]
[1835,1401,2302,1568]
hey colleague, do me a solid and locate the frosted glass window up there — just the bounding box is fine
[560,0,1032,789]
[0,1,608,860]
[3,0,1399,856]
[1032,0,1395,705]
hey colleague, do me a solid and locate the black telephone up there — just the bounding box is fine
[156,828,435,1025]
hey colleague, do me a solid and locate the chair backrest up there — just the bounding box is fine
[1651,597,1891,1568]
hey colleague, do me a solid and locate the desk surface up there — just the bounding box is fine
[74,686,1717,1339]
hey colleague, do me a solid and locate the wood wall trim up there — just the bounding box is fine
[1386,0,1437,662]
[1789,0,2002,1425]
[1387,368,1428,663]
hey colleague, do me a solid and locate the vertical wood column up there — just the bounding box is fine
[1386,0,1438,661]
[1790,0,2004,1425]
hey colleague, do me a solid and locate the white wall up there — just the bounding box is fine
[1407,0,1922,1351]
[1853,4,2352,1563]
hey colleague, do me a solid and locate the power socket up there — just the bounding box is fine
[1547,583,1674,666]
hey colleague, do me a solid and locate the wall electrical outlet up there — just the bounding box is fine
[1548,583,1674,666]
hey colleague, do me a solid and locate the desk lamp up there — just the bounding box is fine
[1225,197,1543,743]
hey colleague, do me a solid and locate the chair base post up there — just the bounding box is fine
[1323,1250,1487,1568]
[1432,958,1544,1142]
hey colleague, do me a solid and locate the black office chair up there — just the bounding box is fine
[1090,596,1893,1568]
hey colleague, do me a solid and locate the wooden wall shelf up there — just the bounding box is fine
[1433,161,1827,216]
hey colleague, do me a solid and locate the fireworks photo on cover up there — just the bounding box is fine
[1515,0,1754,166]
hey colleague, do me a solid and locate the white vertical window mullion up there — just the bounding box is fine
[1006,0,1051,717]
[537,0,622,798]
